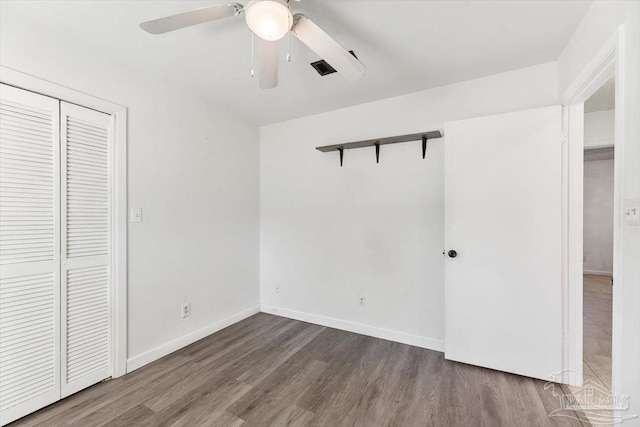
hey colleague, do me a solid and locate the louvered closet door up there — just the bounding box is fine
[0,84,61,425]
[60,102,112,398]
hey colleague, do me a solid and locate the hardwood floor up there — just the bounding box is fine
[582,274,612,390]
[565,274,612,426]
[10,313,587,427]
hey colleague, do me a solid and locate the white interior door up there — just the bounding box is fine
[0,84,61,425]
[60,102,112,397]
[444,106,563,381]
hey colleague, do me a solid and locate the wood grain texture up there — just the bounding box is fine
[564,275,612,427]
[315,130,442,152]
[9,313,588,427]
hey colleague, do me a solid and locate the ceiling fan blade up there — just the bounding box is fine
[259,38,278,89]
[291,14,366,82]
[140,3,243,34]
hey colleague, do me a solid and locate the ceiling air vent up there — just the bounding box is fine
[311,51,358,76]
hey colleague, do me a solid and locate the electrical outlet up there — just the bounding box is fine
[181,302,191,318]
[275,285,280,294]
[358,295,365,308]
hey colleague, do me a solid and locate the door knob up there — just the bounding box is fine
[448,250,457,258]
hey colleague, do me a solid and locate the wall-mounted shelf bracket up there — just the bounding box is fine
[422,136,427,159]
[316,130,442,166]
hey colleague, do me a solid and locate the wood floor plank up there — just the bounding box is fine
[192,410,244,427]
[67,360,201,427]
[535,382,589,427]
[380,346,446,427]
[185,313,288,362]
[301,337,396,425]
[496,369,558,427]
[139,321,324,426]
[293,328,373,413]
[235,322,325,385]
[9,313,585,427]
[99,404,155,427]
[265,404,315,427]
[228,359,327,425]
[194,316,302,367]
[140,378,252,427]
[143,361,217,412]
[355,344,449,427]
[140,319,299,413]
[18,355,192,427]
[166,382,253,427]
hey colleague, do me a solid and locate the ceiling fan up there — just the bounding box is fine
[140,0,367,89]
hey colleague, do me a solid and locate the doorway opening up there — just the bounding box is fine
[581,76,614,398]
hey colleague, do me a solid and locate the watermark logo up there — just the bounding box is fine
[545,369,637,425]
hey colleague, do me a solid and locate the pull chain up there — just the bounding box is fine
[250,32,255,77]
[286,31,291,62]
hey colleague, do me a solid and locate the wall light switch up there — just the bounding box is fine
[131,208,142,223]
[358,295,365,308]
[624,198,640,227]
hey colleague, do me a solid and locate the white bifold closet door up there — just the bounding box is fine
[0,84,61,425]
[60,102,112,398]
[0,84,112,425]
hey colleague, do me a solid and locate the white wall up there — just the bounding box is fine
[584,110,615,148]
[559,1,640,421]
[584,159,614,275]
[260,62,558,348]
[0,17,261,366]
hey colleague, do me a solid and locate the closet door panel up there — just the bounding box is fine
[60,102,112,398]
[0,84,61,426]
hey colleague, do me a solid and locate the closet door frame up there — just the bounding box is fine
[0,66,128,379]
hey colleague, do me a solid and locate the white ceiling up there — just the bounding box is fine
[0,0,591,125]
[585,76,615,113]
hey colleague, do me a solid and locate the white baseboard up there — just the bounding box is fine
[126,304,260,373]
[584,270,613,276]
[260,304,444,353]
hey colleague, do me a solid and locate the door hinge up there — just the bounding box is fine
[561,131,568,145]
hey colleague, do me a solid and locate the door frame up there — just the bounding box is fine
[560,26,624,389]
[0,66,128,378]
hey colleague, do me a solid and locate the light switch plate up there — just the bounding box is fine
[131,208,142,223]
[624,198,640,227]
[358,295,365,307]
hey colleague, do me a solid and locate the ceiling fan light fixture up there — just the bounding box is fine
[245,0,293,41]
